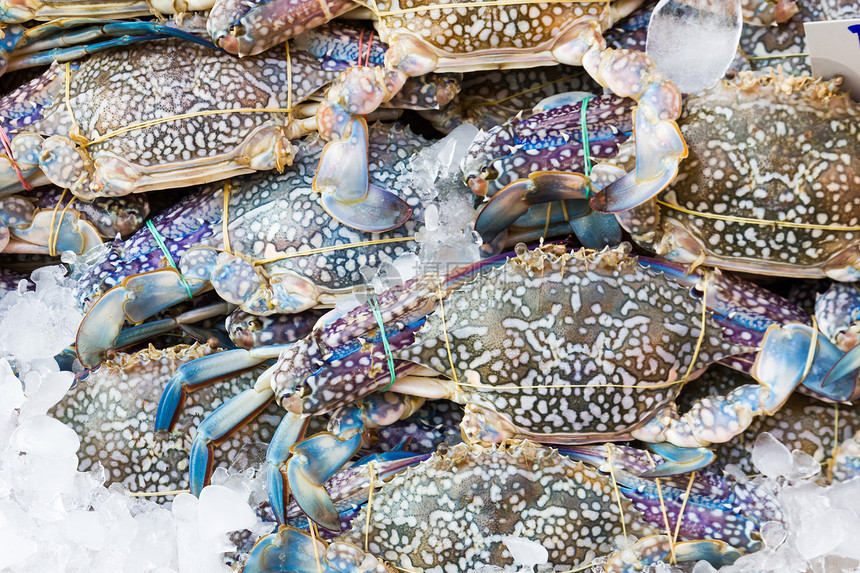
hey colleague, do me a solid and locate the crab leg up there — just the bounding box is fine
[187,377,277,495]
[3,20,217,73]
[283,451,429,532]
[154,345,288,433]
[287,392,426,531]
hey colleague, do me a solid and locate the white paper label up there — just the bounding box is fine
[805,18,860,100]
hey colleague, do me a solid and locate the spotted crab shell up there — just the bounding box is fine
[337,440,653,571]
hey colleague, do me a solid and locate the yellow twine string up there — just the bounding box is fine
[128,489,190,497]
[658,200,860,232]
[471,71,587,109]
[605,444,628,540]
[47,188,68,257]
[253,236,417,265]
[49,196,77,257]
[645,451,676,564]
[64,62,89,146]
[433,273,462,393]
[747,53,809,60]
[308,517,324,573]
[678,272,709,387]
[542,201,552,240]
[364,461,377,552]
[671,470,696,550]
[372,0,610,17]
[222,182,232,255]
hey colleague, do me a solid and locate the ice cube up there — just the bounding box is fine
[61,509,107,550]
[503,535,549,568]
[11,415,80,458]
[0,527,37,569]
[197,484,257,539]
[751,432,793,478]
[760,521,787,549]
[646,0,743,94]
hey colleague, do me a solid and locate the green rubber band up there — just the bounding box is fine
[580,96,593,197]
[369,293,397,392]
[145,219,194,300]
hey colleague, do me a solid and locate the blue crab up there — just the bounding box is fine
[563,442,785,554]
[674,363,859,481]
[462,92,635,249]
[0,26,456,215]
[740,0,859,75]
[0,186,148,256]
[156,242,860,532]
[50,341,284,499]
[244,441,742,573]
[593,72,860,282]
[73,124,440,368]
[299,0,689,232]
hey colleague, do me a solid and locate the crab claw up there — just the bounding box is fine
[75,268,206,368]
[245,527,394,573]
[638,443,715,477]
[12,210,102,254]
[208,0,356,56]
[315,118,411,232]
[287,431,363,531]
[474,172,592,242]
[820,344,860,401]
[590,100,687,214]
[604,535,740,572]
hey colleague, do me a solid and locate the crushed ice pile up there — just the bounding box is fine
[711,432,860,573]
[0,267,269,573]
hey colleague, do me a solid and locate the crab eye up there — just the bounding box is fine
[481,165,499,181]
[229,24,247,37]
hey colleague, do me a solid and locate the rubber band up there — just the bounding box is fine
[0,123,33,191]
[145,219,194,300]
[579,95,593,182]
[657,200,860,231]
[364,31,375,67]
[222,182,232,255]
[369,293,397,391]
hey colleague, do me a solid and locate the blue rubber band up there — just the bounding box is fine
[369,293,397,392]
[145,219,194,300]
